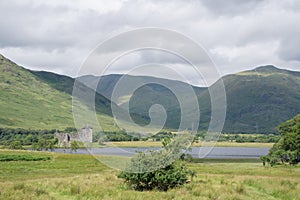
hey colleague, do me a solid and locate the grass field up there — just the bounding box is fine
[102,141,274,148]
[0,150,299,200]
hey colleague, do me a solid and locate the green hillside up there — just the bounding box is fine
[0,54,118,131]
[221,65,300,133]
[99,75,205,128]
[1,53,299,134]
[96,66,300,133]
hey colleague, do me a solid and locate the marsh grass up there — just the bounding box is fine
[0,153,51,161]
[0,150,299,199]
[13,183,25,190]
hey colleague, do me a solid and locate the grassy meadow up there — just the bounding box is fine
[0,150,299,200]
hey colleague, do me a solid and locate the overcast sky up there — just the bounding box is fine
[0,0,299,85]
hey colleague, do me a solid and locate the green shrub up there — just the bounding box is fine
[9,140,23,150]
[263,114,300,166]
[118,135,195,191]
[119,159,191,191]
[32,138,55,151]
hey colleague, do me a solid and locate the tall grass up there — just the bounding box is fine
[0,154,50,161]
[0,150,299,199]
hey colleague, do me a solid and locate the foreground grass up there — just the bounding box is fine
[103,141,274,148]
[0,150,299,200]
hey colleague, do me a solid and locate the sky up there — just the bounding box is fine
[0,0,300,86]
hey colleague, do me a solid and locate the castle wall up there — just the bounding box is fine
[54,126,93,146]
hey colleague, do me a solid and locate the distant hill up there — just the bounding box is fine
[91,65,300,133]
[0,54,118,131]
[1,53,299,133]
[220,65,300,133]
[89,74,206,128]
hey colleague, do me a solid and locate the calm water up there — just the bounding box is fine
[53,147,270,159]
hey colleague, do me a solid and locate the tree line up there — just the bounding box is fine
[0,127,280,150]
[0,128,55,148]
[0,128,173,149]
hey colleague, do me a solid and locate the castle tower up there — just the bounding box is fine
[79,125,93,143]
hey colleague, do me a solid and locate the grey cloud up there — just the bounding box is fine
[277,36,300,62]
[0,1,75,49]
[200,0,264,16]
[0,1,119,50]
[0,0,299,79]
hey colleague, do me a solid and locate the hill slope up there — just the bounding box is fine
[0,54,118,131]
[93,66,300,133]
[1,53,299,133]
[94,74,206,128]
[220,65,300,133]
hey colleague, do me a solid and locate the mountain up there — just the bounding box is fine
[89,74,206,128]
[0,54,118,131]
[91,65,300,133]
[91,74,205,100]
[1,53,299,133]
[220,65,300,133]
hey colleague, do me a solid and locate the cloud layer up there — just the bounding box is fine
[0,0,299,84]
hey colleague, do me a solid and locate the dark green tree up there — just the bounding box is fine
[264,114,300,166]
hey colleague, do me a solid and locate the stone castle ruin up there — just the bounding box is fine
[54,125,92,146]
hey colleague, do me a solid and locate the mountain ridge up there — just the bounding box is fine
[0,54,299,133]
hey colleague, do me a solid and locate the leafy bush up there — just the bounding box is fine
[9,140,23,150]
[262,114,300,166]
[32,138,55,151]
[118,135,195,191]
[119,159,191,191]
